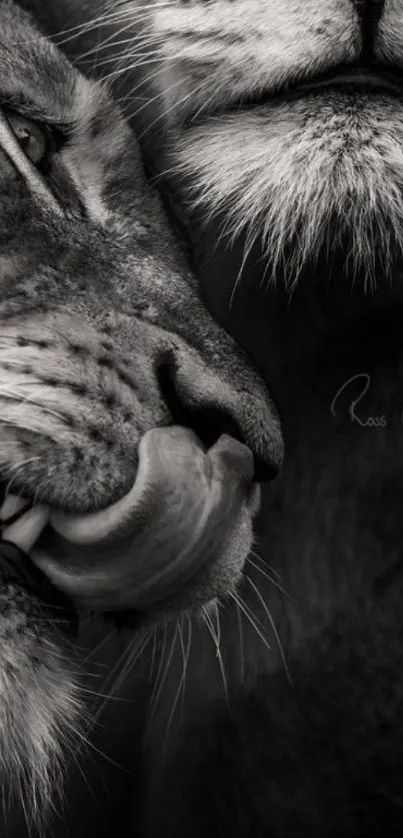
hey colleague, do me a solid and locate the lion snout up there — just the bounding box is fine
[0,315,169,510]
[0,309,277,617]
[31,428,259,613]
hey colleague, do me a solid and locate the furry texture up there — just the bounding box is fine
[13,2,403,837]
[155,0,403,286]
[34,1,403,285]
[0,0,283,827]
[174,94,403,287]
[0,582,81,828]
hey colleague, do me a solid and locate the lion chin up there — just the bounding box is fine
[178,88,403,290]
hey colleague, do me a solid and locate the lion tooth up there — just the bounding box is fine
[0,494,28,522]
[2,505,50,552]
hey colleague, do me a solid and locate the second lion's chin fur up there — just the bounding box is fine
[177,93,403,291]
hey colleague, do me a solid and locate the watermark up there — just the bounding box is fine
[331,373,388,428]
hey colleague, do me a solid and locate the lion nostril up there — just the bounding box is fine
[157,361,240,444]
[156,361,269,482]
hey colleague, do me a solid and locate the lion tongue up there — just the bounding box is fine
[35,427,256,612]
[0,427,257,612]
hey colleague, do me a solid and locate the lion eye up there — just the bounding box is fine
[7,112,49,166]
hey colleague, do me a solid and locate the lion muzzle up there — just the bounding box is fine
[1,427,259,612]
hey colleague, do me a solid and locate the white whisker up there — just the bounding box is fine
[247,556,296,603]
[161,615,192,757]
[235,595,245,682]
[93,630,152,724]
[246,575,292,685]
[149,622,178,721]
[201,604,229,707]
[229,589,273,659]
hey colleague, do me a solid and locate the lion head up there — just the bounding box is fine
[0,0,283,817]
[26,2,403,834]
[46,0,403,294]
[146,0,403,291]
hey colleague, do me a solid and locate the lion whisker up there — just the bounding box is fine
[245,574,293,685]
[247,557,295,601]
[81,629,115,665]
[148,621,178,724]
[228,589,273,659]
[53,3,170,48]
[149,625,158,681]
[161,615,192,757]
[234,595,246,682]
[135,76,215,139]
[93,630,152,724]
[201,604,229,707]
[0,386,68,424]
[2,456,42,498]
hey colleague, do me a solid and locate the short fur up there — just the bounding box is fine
[11,1,403,837]
[0,0,282,830]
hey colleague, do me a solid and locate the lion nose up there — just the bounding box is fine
[154,349,282,483]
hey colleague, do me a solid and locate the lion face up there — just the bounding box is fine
[99,0,403,289]
[0,0,283,615]
[162,0,403,285]
[0,0,284,813]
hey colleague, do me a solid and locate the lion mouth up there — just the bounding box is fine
[0,426,260,615]
[289,63,403,100]
[0,495,78,628]
[206,63,403,120]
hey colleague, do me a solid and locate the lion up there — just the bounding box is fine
[9,0,403,836]
[0,1,284,834]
